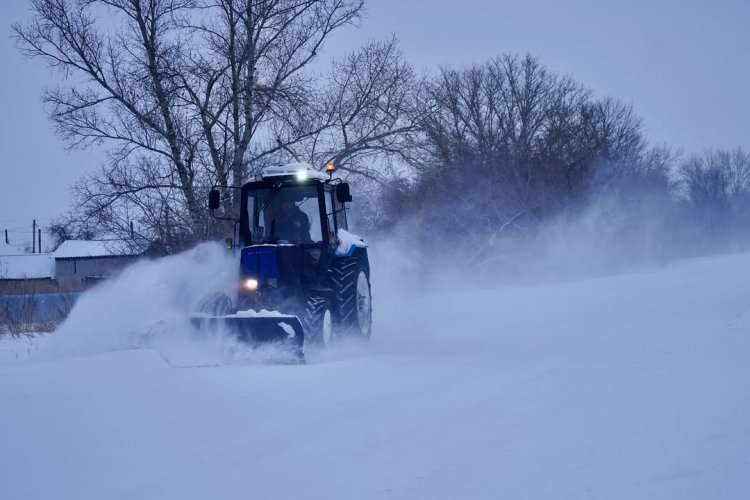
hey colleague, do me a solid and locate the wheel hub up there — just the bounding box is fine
[356,271,372,336]
[322,309,333,346]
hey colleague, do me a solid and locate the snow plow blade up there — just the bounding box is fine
[190,314,305,361]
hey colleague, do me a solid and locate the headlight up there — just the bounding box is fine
[295,169,308,181]
[243,278,259,291]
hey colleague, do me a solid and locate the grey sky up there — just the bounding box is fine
[1,0,748,242]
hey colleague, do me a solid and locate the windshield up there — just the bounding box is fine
[247,185,322,244]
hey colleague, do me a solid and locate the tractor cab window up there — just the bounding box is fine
[333,187,348,231]
[324,188,335,244]
[247,186,323,244]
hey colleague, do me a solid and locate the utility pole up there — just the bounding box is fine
[4,229,8,245]
[32,219,36,253]
[38,228,42,254]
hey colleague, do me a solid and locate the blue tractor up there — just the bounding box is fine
[194,163,372,361]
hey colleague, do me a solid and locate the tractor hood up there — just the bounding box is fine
[240,245,308,291]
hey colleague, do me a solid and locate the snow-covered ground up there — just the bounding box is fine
[1,245,749,499]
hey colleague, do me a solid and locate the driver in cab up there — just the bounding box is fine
[272,194,312,243]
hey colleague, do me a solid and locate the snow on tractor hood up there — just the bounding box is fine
[336,229,366,257]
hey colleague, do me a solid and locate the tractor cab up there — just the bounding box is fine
[239,163,352,249]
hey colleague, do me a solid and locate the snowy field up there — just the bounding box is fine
[1,246,750,499]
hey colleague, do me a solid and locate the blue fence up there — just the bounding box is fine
[0,292,82,324]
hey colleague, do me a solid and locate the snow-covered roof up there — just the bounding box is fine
[0,254,54,279]
[52,240,136,259]
[0,241,25,256]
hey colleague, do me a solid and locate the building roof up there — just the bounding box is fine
[0,240,139,280]
[0,254,54,279]
[52,240,137,259]
[0,241,25,257]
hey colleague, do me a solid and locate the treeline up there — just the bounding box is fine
[361,55,670,241]
[16,1,750,259]
[359,55,750,260]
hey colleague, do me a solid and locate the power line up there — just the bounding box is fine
[0,219,34,224]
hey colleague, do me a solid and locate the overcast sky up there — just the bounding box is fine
[1,0,748,245]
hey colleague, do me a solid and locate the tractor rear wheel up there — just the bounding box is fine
[330,258,372,338]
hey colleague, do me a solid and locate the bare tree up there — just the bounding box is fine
[409,55,593,224]
[289,37,427,182]
[15,1,204,231]
[672,147,750,252]
[679,148,750,213]
[15,1,426,251]
[181,0,365,193]
[318,37,422,179]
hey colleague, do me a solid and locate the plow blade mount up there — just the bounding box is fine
[190,314,305,361]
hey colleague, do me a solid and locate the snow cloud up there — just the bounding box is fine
[36,243,241,363]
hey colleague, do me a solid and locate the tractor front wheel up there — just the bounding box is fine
[331,259,372,338]
[197,291,233,316]
[303,295,334,348]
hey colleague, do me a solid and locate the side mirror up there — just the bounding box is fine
[336,183,353,203]
[208,189,221,210]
